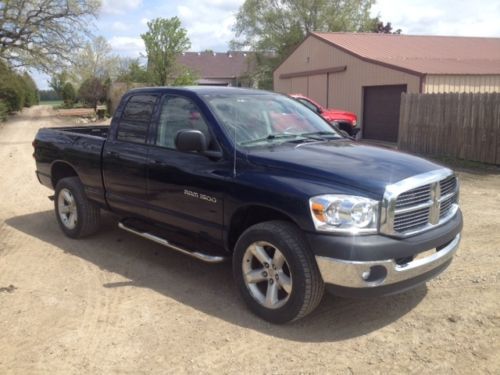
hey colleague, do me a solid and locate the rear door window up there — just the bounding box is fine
[117,95,157,143]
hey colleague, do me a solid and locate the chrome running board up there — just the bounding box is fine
[118,222,227,263]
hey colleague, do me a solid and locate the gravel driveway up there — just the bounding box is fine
[0,106,499,374]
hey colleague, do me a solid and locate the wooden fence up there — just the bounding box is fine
[398,93,500,165]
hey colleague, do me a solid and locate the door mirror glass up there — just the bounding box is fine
[175,130,207,153]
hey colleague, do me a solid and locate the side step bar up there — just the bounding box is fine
[118,222,227,263]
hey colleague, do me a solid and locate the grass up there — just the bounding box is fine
[39,100,63,106]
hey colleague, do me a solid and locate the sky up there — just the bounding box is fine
[33,0,500,90]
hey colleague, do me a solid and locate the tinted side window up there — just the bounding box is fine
[156,96,211,149]
[117,95,157,143]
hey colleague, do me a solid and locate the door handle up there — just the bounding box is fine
[153,160,166,166]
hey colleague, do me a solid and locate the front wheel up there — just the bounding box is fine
[54,177,101,238]
[233,221,324,324]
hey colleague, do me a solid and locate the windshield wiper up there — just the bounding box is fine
[299,131,342,139]
[240,133,301,146]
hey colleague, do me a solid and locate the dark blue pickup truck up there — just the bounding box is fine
[34,87,462,323]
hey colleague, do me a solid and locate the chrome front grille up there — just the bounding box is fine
[394,207,430,232]
[395,185,431,209]
[440,194,457,219]
[440,175,457,196]
[381,169,459,237]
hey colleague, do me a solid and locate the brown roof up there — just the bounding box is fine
[312,32,500,75]
[177,51,253,79]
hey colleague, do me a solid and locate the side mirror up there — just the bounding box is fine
[316,107,323,114]
[175,130,207,153]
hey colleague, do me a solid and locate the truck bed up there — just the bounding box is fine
[34,125,109,206]
[47,125,109,139]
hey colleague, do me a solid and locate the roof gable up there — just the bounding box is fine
[177,51,253,79]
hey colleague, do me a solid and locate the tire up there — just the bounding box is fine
[233,220,324,324]
[54,177,101,238]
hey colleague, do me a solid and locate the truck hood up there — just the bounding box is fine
[322,109,357,124]
[246,140,443,197]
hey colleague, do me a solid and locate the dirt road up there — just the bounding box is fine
[0,106,499,374]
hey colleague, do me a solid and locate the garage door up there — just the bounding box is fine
[363,85,407,142]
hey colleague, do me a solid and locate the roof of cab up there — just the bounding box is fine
[126,86,271,96]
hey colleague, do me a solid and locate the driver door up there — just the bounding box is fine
[147,94,229,251]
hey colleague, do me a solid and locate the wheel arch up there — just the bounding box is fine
[51,161,79,188]
[226,204,302,252]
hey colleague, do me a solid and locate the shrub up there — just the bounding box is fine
[0,83,24,112]
[0,100,8,121]
[21,73,39,107]
[78,77,105,110]
[62,82,76,106]
[0,62,39,113]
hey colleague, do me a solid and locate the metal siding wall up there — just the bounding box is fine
[290,77,308,94]
[307,74,328,106]
[274,36,420,121]
[424,75,500,93]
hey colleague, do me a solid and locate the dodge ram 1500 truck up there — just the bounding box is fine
[34,87,463,324]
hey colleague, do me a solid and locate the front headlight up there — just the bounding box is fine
[309,195,379,234]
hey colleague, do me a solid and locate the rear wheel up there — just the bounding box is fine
[55,177,100,238]
[233,221,324,324]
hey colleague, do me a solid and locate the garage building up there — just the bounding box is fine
[274,33,500,142]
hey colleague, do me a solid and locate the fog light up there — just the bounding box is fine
[361,265,387,285]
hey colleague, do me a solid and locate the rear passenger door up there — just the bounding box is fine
[103,94,158,217]
[147,94,228,250]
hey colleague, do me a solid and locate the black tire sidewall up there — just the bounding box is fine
[233,222,312,324]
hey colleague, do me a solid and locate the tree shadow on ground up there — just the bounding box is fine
[6,210,427,343]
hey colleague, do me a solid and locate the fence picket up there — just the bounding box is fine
[398,93,500,165]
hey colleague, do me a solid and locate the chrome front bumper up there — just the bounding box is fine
[316,233,461,288]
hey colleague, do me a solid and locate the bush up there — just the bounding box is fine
[78,77,105,110]
[0,62,39,113]
[0,100,8,121]
[62,82,76,106]
[21,73,39,107]
[0,85,24,112]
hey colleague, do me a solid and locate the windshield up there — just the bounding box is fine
[202,92,342,147]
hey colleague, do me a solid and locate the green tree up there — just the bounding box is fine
[0,62,26,111]
[232,0,375,57]
[49,72,69,98]
[368,17,402,34]
[0,0,100,72]
[78,77,105,111]
[141,17,191,86]
[21,73,39,107]
[172,67,198,86]
[116,58,152,84]
[231,0,376,87]
[62,82,76,106]
[71,36,120,84]
[0,100,8,121]
[0,62,38,113]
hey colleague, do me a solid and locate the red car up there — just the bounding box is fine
[290,94,358,136]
